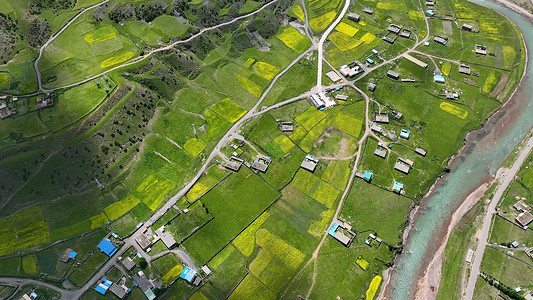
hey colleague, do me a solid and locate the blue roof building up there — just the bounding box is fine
[364,172,372,182]
[434,74,445,83]
[180,267,197,283]
[393,182,404,193]
[425,10,434,16]
[366,58,374,64]
[328,223,339,236]
[97,239,117,257]
[372,49,379,55]
[68,251,77,259]
[400,129,410,139]
[95,278,112,295]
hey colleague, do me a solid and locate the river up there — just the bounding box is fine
[390,2,533,299]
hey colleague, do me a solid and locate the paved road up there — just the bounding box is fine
[315,0,350,89]
[464,135,533,300]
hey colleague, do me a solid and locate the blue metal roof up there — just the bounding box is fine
[69,251,77,259]
[180,267,197,283]
[364,172,372,179]
[328,223,339,236]
[95,284,108,295]
[394,182,404,190]
[97,239,117,257]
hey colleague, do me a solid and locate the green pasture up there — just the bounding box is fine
[110,212,139,238]
[166,201,212,242]
[182,168,279,264]
[209,244,247,297]
[0,205,50,257]
[185,164,228,202]
[480,247,533,288]
[341,180,413,245]
[69,252,108,286]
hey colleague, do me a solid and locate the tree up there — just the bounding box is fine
[139,258,148,269]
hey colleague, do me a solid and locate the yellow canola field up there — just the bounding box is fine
[360,32,377,44]
[100,51,135,68]
[440,102,468,119]
[310,11,337,32]
[84,26,117,45]
[277,27,310,53]
[292,5,305,21]
[329,32,363,52]
[254,61,280,81]
[237,74,262,97]
[335,22,359,37]
[366,275,382,299]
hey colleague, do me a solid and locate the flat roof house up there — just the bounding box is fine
[121,257,136,270]
[388,24,402,34]
[475,44,487,55]
[394,162,410,174]
[400,29,411,39]
[375,114,389,123]
[371,123,382,133]
[155,227,176,249]
[97,239,117,257]
[336,94,348,101]
[403,53,428,68]
[135,230,152,250]
[516,211,533,227]
[393,182,404,193]
[462,23,473,31]
[95,278,113,295]
[281,124,294,132]
[415,148,427,156]
[109,283,128,299]
[398,157,414,167]
[459,64,471,75]
[400,129,410,139]
[326,71,342,82]
[133,273,155,300]
[386,70,400,80]
[301,154,319,172]
[368,82,376,91]
[348,12,360,22]
[433,35,448,45]
[252,156,271,173]
[374,147,387,158]
[363,171,372,182]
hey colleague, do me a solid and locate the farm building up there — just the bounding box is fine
[434,72,445,83]
[415,148,427,156]
[109,283,128,299]
[400,29,411,39]
[371,123,382,133]
[425,9,435,16]
[445,90,460,99]
[426,0,435,5]
[202,265,212,276]
[319,92,337,108]
[36,93,54,109]
[309,93,325,109]
[398,157,414,167]
[326,71,342,82]
[224,160,242,172]
[466,249,474,264]
[252,157,271,172]
[97,239,117,257]
[392,111,403,120]
[133,272,155,300]
[388,24,402,34]
[363,171,372,182]
[340,64,362,78]
[0,101,12,119]
[366,57,374,64]
[516,211,533,227]
[511,241,520,248]
[382,35,396,44]
[368,82,376,91]
[328,221,355,247]
[475,44,487,55]
[513,201,529,212]
[135,229,153,250]
[280,124,293,132]
[424,42,430,46]
[301,154,319,172]
[459,64,471,75]
[60,249,77,263]
[394,162,411,174]
[462,23,474,31]
[180,267,198,284]
[403,54,428,68]
[348,12,360,22]
[375,114,389,123]
[374,147,387,158]
[336,94,348,101]
[386,70,400,80]
[433,35,448,45]
[372,49,379,55]
[393,182,404,193]
[121,257,136,270]
[95,278,113,295]
[362,7,374,14]
[400,129,410,139]
[155,227,176,248]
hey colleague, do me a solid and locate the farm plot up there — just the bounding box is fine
[153,253,183,284]
[133,173,176,211]
[294,106,327,130]
[209,244,247,297]
[109,213,139,238]
[182,168,279,264]
[291,169,340,209]
[0,206,50,257]
[211,98,247,123]
[277,27,311,53]
[166,201,213,242]
[104,193,140,221]
[186,165,229,202]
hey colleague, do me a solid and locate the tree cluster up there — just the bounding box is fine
[108,0,168,23]
[26,19,50,48]
[29,0,75,14]
[483,274,525,300]
[0,13,18,63]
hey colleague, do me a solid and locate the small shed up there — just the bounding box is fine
[301,155,319,172]
[326,71,342,82]
[336,94,348,101]
[374,147,387,158]
[363,172,372,182]
[433,35,448,45]
[375,114,389,123]
[459,64,471,75]
[462,23,473,31]
[394,162,410,174]
[362,7,374,14]
[368,82,376,92]
[400,129,410,139]
[511,241,520,248]
[393,182,404,193]
[202,265,212,276]
[516,211,533,227]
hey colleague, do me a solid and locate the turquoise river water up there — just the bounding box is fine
[391,2,533,299]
